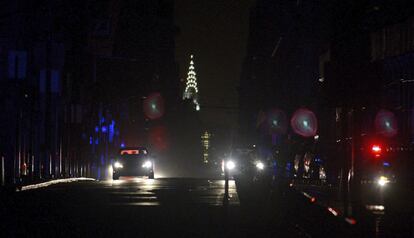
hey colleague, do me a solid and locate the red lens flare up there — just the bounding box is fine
[148,125,169,151]
[143,93,165,120]
[290,108,318,137]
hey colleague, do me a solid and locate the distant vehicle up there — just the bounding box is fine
[112,147,154,180]
[230,147,274,204]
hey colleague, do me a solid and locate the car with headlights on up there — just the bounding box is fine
[112,147,154,180]
[230,148,274,204]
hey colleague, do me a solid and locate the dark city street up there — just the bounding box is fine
[1,178,306,237]
[2,0,414,237]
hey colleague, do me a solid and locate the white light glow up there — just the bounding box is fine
[226,160,236,170]
[378,176,390,187]
[366,205,385,211]
[256,161,265,170]
[111,179,124,185]
[142,160,152,168]
[108,165,114,179]
[114,161,123,168]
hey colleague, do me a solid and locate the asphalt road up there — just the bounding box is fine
[1,178,307,238]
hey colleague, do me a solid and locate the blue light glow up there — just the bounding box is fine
[109,120,115,142]
[120,143,125,148]
[101,126,107,133]
[383,162,390,167]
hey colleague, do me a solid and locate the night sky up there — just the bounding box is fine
[175,0,254,129]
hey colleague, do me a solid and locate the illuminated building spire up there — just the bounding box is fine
[183,54,200,111]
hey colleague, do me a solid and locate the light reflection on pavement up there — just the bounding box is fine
[101,178,239,206]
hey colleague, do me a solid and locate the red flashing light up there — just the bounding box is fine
[371,145,382,158]
[120,150,139,155]
[345,217,357,225]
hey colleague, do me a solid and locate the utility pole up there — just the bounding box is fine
[1,156,4,186]
[44,35,52,179]
[223,164,229,207]
[14,56,21,182]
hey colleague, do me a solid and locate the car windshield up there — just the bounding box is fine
[120,154,146,160]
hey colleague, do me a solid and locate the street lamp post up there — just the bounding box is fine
[223,163,229,207]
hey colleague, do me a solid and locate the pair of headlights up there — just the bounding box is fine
[113,161,152,169]
[223,160,265,171]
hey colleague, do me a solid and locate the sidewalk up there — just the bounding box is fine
[291,182,358,225]
[268,181,360,237]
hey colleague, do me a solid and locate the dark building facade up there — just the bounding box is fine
[318,1,414,152]
[310,1,414,215]
[86,0,179,179]
[238,0,330,152]
[238,0,414,217]
[0,0,179,184]
[0,0,92,183]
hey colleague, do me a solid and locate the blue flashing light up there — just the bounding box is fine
[95,126,99,133]
[102,126,107,133]
[95,138,99,145]
[89,136,93,145]
[383,162,391,167]
[120,143,125,148]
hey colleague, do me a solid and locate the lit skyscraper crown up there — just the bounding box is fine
[183,54,200,111]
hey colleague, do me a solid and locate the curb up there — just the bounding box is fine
[17,177,96,192]
[299,189,358,225]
